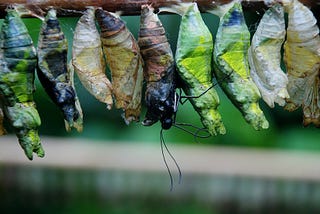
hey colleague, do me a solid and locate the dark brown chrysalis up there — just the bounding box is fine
[138,4,177,130]
[37,8,83,132]
[95,9,143,124]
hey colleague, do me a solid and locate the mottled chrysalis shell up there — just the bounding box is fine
[173,2,226,136]
[0,104,5,135]
[72,7,113,109]
[138,5,176,129]
[211,2,269,130]
[284,0,320,126]
[248,3,289,108]
[37,8,83,132]
[0,8,43,160]
[95,9,144,124]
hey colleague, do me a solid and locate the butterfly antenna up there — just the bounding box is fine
[160,128,182,191]
[179,85,213,104]
[180,70,234,105]
[160,128,173,190]
[178,88,187,105]
[194,127,211,143]
[173,123,211,143]
[214,70,234,85]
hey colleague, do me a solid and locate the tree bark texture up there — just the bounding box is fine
[0,0,317,17]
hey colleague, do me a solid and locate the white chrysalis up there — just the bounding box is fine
[248,3,289,108]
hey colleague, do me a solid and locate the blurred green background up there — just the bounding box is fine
[1,6,320,214]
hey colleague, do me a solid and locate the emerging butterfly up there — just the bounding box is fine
[138,4,181,190]
[37,8,83,132]
[283,0,320,126]
[139,4,220,190]
[138,4,177,130]
[209,1,269,130]
[0,6,43,160]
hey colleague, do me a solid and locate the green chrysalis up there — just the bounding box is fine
[211,2,269,130]
[0,8,44,160]
[170,2,226,136]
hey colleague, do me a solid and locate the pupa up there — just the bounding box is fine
[37,8,83,132]
[95,8,143,124]
[72,7,113,109]
[0,7,44,160]
[162,2,226,136]
[248,3,289,108]
[209,1,269,130]
[283,0,320,126]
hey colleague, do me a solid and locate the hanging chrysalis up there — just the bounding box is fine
[248,3,289,108]
[72,7,113,109]
[283,0,320,126]
[37,8,83,132]
[0,105,6,135]
[0,7,44,160]
[138,5,177,129]
[139,5,183,191]
[162,2,226,136]
[95,9,144,124]
[209,1,269,130]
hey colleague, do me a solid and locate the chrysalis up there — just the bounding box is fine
[138,5,177,129]
[37,8,83,132]
[0,105,6,135]
[163,2,226,136]
[209,1,269,130]
[248,3,289,108]
[139,5,183,191]
[284,0,320,126]
[72,7,113,109]
[0,8,44,160]
[95,9,144,124]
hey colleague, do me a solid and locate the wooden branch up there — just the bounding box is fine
[0,0,317,17]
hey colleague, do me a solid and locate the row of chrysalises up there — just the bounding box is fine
[0,0,318,159]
